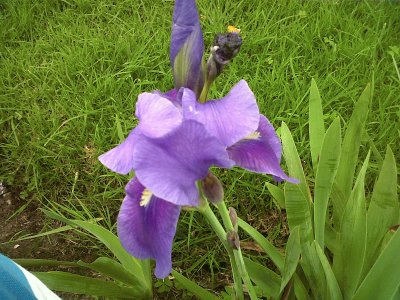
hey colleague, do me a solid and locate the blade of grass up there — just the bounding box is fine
[309,78,326,172]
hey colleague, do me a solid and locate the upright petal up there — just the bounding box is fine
[170,0,204,95]
[132,120,234,206]
[182,80,260,147]
[135,92,182,138]
[117,178,180,278]
[153,88,180,106]
[228,115,298,183]
[98,129,139,174]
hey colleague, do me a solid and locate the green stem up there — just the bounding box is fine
[216,202,259,300]
[201,203,244,300]
[198,78,211,103]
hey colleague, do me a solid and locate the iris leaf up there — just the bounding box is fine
[309,78,325,172]
[314,117,341,249]
[33,271,146,298]
[333,152,369,299]
[172,270,219,300]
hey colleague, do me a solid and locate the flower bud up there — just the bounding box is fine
[228,207,238,231]
[201,172,224,204]
[227,230,240,250]
[211,32,242,66]
[205,32,242,83]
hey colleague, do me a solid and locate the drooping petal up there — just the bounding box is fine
[98,129,139,174]
[135,92,182,138]
[132,120,234,206]
[182,80,260,147]
[170,0,204,95]
[228,115,298,183]
[117,178,180,278]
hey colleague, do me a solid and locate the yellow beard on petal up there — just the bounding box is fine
[244,131,261,140]
[140,189,153,207]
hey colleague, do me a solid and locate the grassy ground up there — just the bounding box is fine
[1,0,399,297]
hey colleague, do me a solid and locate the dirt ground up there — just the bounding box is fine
[0,181,97,299]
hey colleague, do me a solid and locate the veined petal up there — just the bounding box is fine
[135,92,182,138]
[117,178,180,279]
[153,88,180,106]
[182,80,260,147]
[132,120,234,206]
[170,0,204,94]
[228,115,298,183]
[153,88,185,107]
[98,129,139,174]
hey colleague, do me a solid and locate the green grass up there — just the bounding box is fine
[1,0,399,293]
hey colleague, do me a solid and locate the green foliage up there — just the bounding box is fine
[363,147,399,277]
[309,78,325,172]
[33,271,144,298]
[243,257,281,298]
[238,218,284,271]
[239,80,399,299]
[333,152,369,298]
[17,210,153,298]
[15,210,220,299]
[172,269,220,300]
[313,118,341,249]
[333,84,372,222]
[280,226,301,294]
[353,229,400,300]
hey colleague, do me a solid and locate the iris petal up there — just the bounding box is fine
[182,80,260,147]
[228,115,298,183]
[132,120,234,206]
[136,92,182,138]
[117,178,180,279]
[98,129,138,174]
[153,89,180,106]
[170,0,204,94]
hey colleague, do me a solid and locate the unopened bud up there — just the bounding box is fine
[200,30,242,102]
[201,172,224,204]
[212,32,242,65]
[227,230,240,250]
[229,207,238,231]
[206,32,242,82]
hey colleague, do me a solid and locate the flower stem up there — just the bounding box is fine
[201,202,244,300]
[198,79,211,103]
[215,201,259,300]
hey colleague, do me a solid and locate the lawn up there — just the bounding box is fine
[1,0,399,298]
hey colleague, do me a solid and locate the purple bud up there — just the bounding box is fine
[212,32,242,65]
[201,172,224,204]
[205,32,242,87]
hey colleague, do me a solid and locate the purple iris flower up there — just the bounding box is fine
[99,0,297,279]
